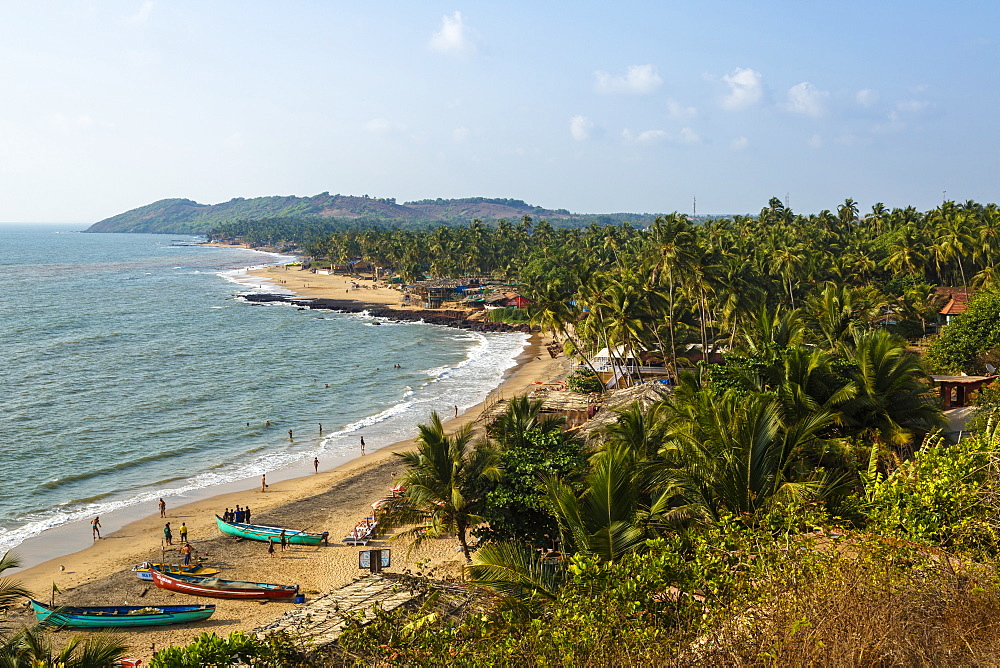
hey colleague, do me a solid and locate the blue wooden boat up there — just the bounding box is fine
[30,599,215,628]
[215,515,327,546]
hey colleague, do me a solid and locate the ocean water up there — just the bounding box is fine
[0,224,526,554]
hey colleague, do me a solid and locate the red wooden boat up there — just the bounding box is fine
[149,567,298,600]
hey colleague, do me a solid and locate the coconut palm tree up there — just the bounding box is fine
[384,413,501,560]
[656,390,834,521]
[544,444,672,563]
[0,551,129,667]
[840,330,945,450]
[489,396,565,451]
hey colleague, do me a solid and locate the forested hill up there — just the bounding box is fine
[85,193,656,234]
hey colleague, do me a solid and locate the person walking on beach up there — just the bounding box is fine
[180,542,193,566]
[163,522,172,545]
[314,457,319,473]
[360,436,365,455]
[279,529,288,552]
[179,522,188,543]
[267,538,275,558]
[91,516,101,540]
[261,474,267,492]
[158,498,166,517]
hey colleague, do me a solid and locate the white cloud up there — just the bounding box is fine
[896,99,930,113]
[676,127,700,145]
[570,115,594,141]
[856,88,879,107]
[785,82,828,117]
[594,64,662,95]
[807,134,823,148]
[452,127,469,142]
[666,99,697,121]
[731,136,749,150]
[622,127,698,145]
[225,132,245,148]
[721,67,762,111]
[429,11,475,56]
[124,1,154,26]
[362,118,404,135]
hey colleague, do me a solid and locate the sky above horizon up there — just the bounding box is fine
[2,2,998,223]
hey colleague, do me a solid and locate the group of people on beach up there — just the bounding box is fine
[222,506,252,524]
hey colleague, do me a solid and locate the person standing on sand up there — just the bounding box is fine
[245,506,252,523]
[179,522,188,543]
[180,542,193,566]
[163,522,172,545]
[454,405,458,418]
[279,529,288,552]
[158,498,166,517]
[91,516,101,540]
[261,474,267,492]
[267,538,275,557]
[314,457,319,473]
[360,436,365,455]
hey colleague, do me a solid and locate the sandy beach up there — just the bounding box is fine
[11,267,570,661]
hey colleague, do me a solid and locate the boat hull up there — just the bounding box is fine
[215,515,326,546]
[149,568,298,600]
[30,600,215,628]
[133,562,220,581]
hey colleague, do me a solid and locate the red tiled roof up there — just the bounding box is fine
[941,293,970,316]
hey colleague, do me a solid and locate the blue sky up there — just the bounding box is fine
[2,2,997,222]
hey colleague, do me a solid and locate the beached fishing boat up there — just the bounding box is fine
[132,562,220,581]
[214,515,328,546]
[149,568,298,600]
[30,599,215,628]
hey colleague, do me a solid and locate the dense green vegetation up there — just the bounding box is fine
[85,194,657,235]
[142,196,1000,664]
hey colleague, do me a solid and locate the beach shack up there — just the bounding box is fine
[930,374,997,409]
[592,346,670,389]
[409,278,476,308]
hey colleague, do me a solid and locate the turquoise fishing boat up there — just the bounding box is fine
[30,600,215,628]
[215,515,327,546]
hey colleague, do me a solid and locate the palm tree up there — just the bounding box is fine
[466,542,564,616]
[544,444,671,563]
[0,551,129,667]
[0,628,130,668]
[489,396,565,451]
[840,330,945,450]
[656,390,834,521]
[384,413,501,560]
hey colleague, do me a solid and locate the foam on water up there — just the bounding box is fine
[0,227,528,554]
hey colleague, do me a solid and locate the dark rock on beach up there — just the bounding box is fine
[240,293,533,334]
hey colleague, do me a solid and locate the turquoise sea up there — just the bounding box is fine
[0,224,526,554]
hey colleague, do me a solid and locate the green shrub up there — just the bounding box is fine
[567,368,602,393]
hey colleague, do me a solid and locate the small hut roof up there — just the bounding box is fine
[573,381,672,442]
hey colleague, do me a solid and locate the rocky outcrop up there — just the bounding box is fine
[241,293,532,334]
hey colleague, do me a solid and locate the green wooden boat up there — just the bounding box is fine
[215,515,327,546]
[30,600,215,628]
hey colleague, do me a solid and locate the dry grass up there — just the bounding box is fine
[687,553,1000,667]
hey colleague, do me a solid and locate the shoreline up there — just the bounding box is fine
[11,269,568,659]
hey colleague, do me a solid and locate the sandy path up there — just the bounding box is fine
[11,327,569,661]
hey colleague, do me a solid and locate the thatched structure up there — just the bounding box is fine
[572,381,672,443]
